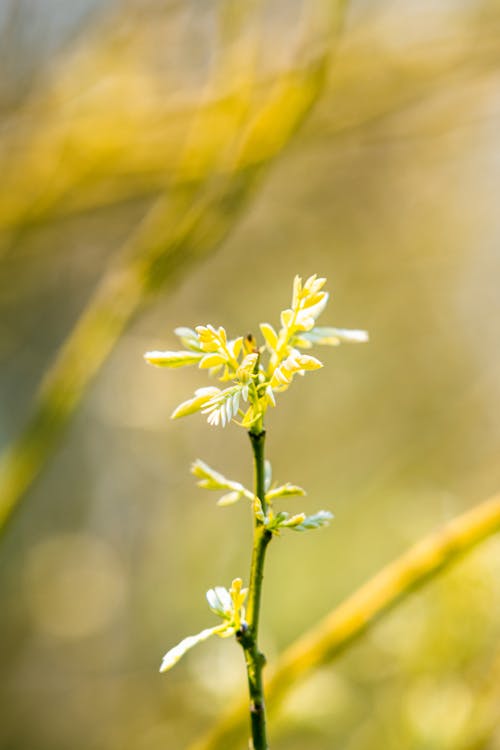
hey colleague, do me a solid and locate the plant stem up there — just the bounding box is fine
[189,490,500,750]
[238,428,272,750]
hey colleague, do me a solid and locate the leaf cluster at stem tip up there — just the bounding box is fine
[144,274,368,430]
[147,274,368,675]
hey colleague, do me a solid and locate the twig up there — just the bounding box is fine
[237,429,272,749]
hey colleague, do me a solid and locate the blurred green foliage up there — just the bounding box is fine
[1,1,500,749]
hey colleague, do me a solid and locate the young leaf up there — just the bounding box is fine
[195,324,230,354]
[303,274,327,296]
[199,353,228,369]
[144,350,204,367]
[217,491,242,507]
[292,275,302,309]
[299,293,328,322]
[280,308,294,330]
[265,483,306,502]
[159,624,226,673]
[238,353,259,379]
[202,387,246,428]
[286,510,334,532]
[270,352,323,391]
[191,459,253,504]
[206,586,233,617]
[260,322,278,351]
[174,327,202,351]
[296,326,369,347]
[295,353,323,371]
[192,459,241,491]
[171,387,221,420]
[279,512,306,529]
[229,578,248,629]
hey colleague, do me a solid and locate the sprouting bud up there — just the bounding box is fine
[145,274,368,430]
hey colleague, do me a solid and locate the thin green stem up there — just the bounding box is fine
[251,428,267,516]
[237,428,271,750]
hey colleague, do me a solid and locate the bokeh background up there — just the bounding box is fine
[1,1,500,748]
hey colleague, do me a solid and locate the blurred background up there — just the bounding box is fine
[1,0,500,748]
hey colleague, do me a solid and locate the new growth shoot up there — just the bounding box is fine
[145,274,368,749]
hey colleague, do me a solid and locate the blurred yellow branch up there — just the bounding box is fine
[0,184,241,529]
[0,0,347,532]
[189,491,500,750]
[0,1,346,234]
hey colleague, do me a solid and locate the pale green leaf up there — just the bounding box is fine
[191,459,243,492]
[191,459,253,503]
[174,327,202,352]
[298,326,369,347]
[206,586,232,617]
[238,352,258,376]
[228,337,244,360]
[266,483,306,501]
[171,387,220,419]
[205,581,247,632]
[260,322,278,350]
[144,350,203,367]
[159,625,225,673]
[292,275,302,309]
[195,325,225,353]
[287,510,334,532]
[294,353,323,370]
[280,308,294,329]
[270,351,322,391]
[229,578,248,626]
[303,275,327,295]
[280,512,306,528]
[293,311,316,332]
[199,353,227,369]
[201,386,245,428]
[217,491,242,507]
[292,336,314,349]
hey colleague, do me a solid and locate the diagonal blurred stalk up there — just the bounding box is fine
[0,0,348,533]
[188,491,500,750]
[0,181,247,531]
